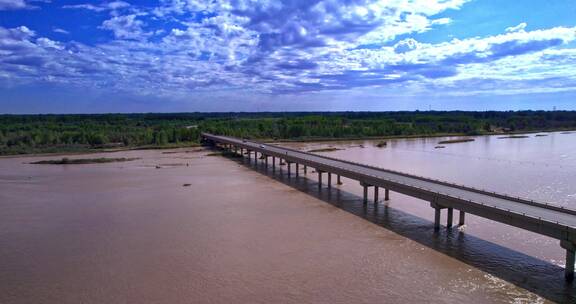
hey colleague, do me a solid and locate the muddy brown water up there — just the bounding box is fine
[1,132,576,303]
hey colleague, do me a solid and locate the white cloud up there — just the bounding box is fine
[53,28,69,34]
[394,38,422,53]
[2,0,576,101]
[0,0,27,10]
[63,1,130,12]
[506,22,527,33]
[100,14,146,40]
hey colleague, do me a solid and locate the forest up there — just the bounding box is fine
[1,111,576,155]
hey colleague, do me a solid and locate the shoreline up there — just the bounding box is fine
[1,128,573,159]
[0,144,203,159]
[263,128,574,144]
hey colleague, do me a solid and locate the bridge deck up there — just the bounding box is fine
[204,134,576,234]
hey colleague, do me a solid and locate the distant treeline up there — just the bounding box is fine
[1,111,576,155]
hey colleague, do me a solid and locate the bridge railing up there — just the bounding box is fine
[203,133,576,233]
[217,134,576,216]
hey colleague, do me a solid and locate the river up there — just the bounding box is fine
[1,131,575,303]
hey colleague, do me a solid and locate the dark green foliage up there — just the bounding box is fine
[1,111,575,155]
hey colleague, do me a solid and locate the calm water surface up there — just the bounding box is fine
[285,131,576,301]
[0,131,575,303]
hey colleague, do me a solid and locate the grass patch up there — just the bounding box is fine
[438,138,475,144]
[31,157,139,165]
[307,147,343,153]
[498,135,530,139]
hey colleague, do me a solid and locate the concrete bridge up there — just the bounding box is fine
[201,133,576,281]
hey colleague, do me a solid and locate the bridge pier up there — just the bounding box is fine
[328,173,332,189]
[447,208,454,228]
[567,250,575,282]
[337,175,342,185]
[385,188,390,201]
[434,208,441,230]
[318,171,323,189]
[360,182,372,204]
[272,157,275,172]
[459,211,466,226]
[304,165,307,174]
[296,163,299,177]
[374,186,379,203]
[287,162,291,177]
[561,240,576,281]
[265,155,268,167]
[431,202,447,231]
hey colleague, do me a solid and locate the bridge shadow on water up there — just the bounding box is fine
[229,155,576,302]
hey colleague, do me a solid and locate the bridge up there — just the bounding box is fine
[201,133,576,281]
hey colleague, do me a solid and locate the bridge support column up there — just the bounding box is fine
[447,208,454,228]
[328,173,332,189]
[434,208,441,231]
[459,211,465,226]
[265,155,268,168]
[561,240,576,281]
[296,163,299,177]
[358,182,370,204]
[567,250,575,282]
[385,189,390,201]
[318,171,323,189]
[287,162,291,177]
[430,202,446,231]
[374,186,379,203]
[254,151,258,162]
[337,175,342,185]
[272,157,275,172]
[240,148,243,156]
[304,165,307,174]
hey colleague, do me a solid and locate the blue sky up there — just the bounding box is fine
[1,0,576,113]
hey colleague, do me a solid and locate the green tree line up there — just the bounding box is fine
[1,111,575,155]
